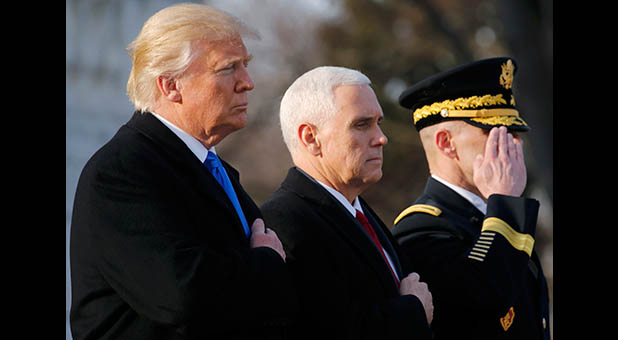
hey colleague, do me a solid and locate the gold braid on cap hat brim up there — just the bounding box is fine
[412,93,526,127]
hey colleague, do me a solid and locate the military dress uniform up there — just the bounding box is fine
[391,58,550,339]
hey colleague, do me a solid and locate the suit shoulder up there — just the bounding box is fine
[260,189,319,248]
[261,187,299,211]
[261,189,312,227]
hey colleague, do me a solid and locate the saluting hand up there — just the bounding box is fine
[473,126,526,199]
[249,218,286,262]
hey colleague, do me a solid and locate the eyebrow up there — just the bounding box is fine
[214,54,253,69]
[353,114,384,124]
[230,54,253,65]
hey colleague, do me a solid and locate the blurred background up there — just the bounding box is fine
[66,0,553,338]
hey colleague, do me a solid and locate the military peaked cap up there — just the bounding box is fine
[399,57,530,131]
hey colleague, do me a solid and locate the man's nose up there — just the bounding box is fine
[376,127,388,146]
[236,66,254,92]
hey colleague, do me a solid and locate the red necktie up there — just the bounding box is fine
[355,209,400,286]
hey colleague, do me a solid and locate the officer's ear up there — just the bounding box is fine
[298,123,321,156]
[156,76,182,103]
[435,128,457,159]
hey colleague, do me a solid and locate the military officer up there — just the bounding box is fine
[391,57,550,339]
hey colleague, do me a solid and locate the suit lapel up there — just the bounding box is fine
[125,111,250,242]
[360,199,404,280]
[282,168,400,292]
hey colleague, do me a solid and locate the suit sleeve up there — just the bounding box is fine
[72,151,297,336]
[394,194,539,316]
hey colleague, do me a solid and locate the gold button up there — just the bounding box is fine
[440,109,449,117]
[542,317,547,329]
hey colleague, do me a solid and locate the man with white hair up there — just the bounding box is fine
[70,4,297,339]
[261,66,433,339]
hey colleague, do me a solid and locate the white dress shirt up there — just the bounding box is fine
[431,174,487,214]
[151,111,215,162]
[315,180,399,281]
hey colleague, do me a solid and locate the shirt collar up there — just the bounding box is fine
[151,111,214,162]
[292,168,364,217]
[431,174,487,214]
[315,179,363,217]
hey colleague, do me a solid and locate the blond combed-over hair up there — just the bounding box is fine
[126,3,259,112]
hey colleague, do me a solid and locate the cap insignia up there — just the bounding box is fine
[500,60,514,89]
[470,115,527,127]
[413,94,507,124]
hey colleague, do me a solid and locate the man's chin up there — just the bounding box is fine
[229,113,248,130]
[363,169,383,185]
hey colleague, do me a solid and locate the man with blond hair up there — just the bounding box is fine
[70,4,297,339]
[261,66,433,339]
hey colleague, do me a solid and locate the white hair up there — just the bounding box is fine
[279,66,371,153]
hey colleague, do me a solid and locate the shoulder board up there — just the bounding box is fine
[394,204,442,224]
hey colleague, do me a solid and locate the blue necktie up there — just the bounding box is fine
[203,151,250,238]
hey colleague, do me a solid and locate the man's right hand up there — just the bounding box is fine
[400,272,433,325]
[249,218,286,262]
[473,126,527,199]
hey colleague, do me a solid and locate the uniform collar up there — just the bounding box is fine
[431,174,487,214]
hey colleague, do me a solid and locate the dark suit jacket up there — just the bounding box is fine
[70,111,298,340]
[260,167,431,340]
[391,177,550,340]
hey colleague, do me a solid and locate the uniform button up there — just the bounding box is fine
[542,317,547,329]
